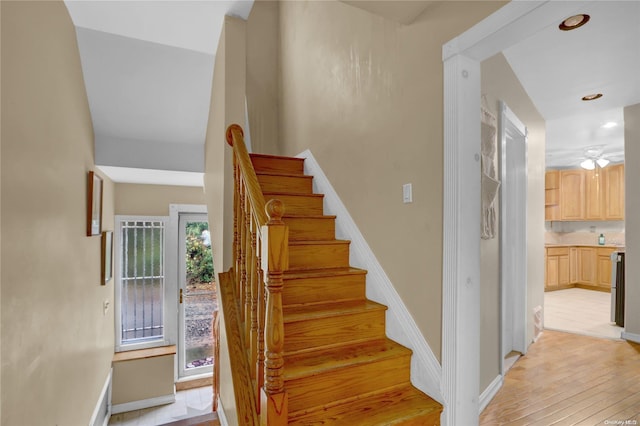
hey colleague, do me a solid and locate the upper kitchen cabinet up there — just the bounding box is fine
[545,164,625,221]
[604,164,625,220]
[584,168,604,220]
[545,170,560,220]
[560,170,585,220]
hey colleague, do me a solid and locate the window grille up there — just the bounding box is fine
[118,220,166,345]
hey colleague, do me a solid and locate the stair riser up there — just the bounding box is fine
[256,174,313,194]
[286,355,411,413]
[263,193,323,215]
[392,414,442,426]
[283,274,366,306]
[250,156,304,175]
[284,217,335,241]
[284,310,385,353]
[289,243,350,270]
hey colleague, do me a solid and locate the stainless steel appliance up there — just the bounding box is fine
[610,251,625,326]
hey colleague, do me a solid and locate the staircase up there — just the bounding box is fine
[248,152,443,425]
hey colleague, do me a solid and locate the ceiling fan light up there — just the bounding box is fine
[580,159,595,170]
[596,158,610,168]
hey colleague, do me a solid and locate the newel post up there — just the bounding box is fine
[260,199,288,426]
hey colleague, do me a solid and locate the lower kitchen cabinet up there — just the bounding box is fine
[577,247,596,285]
[596,247,615,289]
[545,245,616,291]
[545,247,570,290]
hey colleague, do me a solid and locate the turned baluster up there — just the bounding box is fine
[238,182,247,323]
[248,215,259,380]
[243,191,253,346]
[255,230,266,413]
[226,127,242,297]
[260,199,288,426]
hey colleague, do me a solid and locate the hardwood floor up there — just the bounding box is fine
[481,330,640,425]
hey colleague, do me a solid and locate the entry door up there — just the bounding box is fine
[500,101,528,363]
[178,213,217,378]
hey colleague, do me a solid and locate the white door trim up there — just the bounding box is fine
[499,101,528,369]
[441,1,590,423]
[168,204,208,381]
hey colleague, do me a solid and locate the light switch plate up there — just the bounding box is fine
[403,183,413,203]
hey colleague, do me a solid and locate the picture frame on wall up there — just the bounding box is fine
[87,171,103,236]
[101,231,113,285]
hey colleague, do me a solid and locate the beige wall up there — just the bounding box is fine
[111,356,175,405]
[204,16,247,425]
[0,1,3,419]
[115,183,205,216]
[271,0,505,361]
[480,53,546,391]
[624,103,640,336]
[1,2,115,424]
[111,183,204,405]
[246,0,280,154]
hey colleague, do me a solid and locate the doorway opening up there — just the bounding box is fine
[499,101,528,372]
[178,213,218,379]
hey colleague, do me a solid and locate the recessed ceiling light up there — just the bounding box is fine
[559,14,590,31]
[582,93,603,101]
[602,122,618,129]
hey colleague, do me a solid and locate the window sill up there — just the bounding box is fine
[112,345,177,363]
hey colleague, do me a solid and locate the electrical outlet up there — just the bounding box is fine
[103,300,110,315]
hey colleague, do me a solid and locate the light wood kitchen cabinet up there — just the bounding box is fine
[546,255,559,289]
[545,245,617,291]
[545,247,570,290]
[577,247,596,285]
[596,247,615,288]
[569,247,578,283]
[547,165,624,221]
[545,170,560,221]
[604,164,625,220]
[560,170,585,220]
[584,169,604,220]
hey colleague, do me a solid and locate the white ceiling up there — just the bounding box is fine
[65,0,254,186]
[503,1,640,169]
[66,0,639,183]
[341,0,438,25]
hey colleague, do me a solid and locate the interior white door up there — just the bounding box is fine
[500,101,528,365]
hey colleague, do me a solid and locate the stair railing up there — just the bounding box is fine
[225,124,289,426]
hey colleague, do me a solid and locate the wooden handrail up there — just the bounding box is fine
[226,124,268,227]
[224,124,289,426]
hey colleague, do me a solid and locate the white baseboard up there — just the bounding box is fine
[479,375,503,413]
[217,397,229,426]
[89,369,112,426]
[296,150,443,404]
[622,331,640,344]
[111,393,176,415]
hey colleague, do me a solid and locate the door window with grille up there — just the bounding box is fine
[115,217,168,351]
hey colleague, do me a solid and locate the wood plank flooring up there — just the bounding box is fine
[481,330,640,425]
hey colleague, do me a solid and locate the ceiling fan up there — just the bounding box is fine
[580,146,610,170]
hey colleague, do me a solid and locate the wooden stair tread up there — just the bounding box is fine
[283,214,337,219]
[249,153,303,162]
[283,300,386,323]
[264,191,324,198]
[289,239,349,246]
[284,267,366,279]
[284,339,411,380]
[289,385,442,425]
[256,170,312,179]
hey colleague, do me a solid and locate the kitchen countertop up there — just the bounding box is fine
[545,244,625,252]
